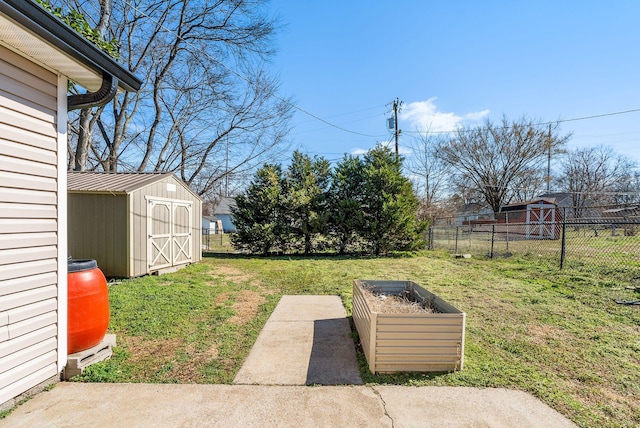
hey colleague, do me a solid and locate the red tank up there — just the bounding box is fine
[67,259,110,354]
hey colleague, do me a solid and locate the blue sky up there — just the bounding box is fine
[267,0,640,164]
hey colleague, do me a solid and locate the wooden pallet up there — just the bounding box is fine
[62,334,116,380]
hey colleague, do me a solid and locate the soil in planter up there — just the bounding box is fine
[360,283,440,314]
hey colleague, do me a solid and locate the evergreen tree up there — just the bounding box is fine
[281,152,331,255]
[328,154,366,254]
[230,164,282,255]
[361,146,425,255]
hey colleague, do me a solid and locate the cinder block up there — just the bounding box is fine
[62,334,116,380]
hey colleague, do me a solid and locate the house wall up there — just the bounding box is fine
[130,176,202,277]
[202,217,211,231]
[217,214,236,233]
[0,45,62,408]
[67,193,128,278]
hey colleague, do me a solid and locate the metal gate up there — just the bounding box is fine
[147,198,193,271]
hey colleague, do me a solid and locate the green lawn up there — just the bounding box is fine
[75,251,639,428]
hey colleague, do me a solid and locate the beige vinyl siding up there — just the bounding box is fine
[0,45,60,405]
[352,282,374,367]
[352,280,465,374]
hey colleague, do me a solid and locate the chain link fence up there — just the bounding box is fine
[429,204,640,282]
[202,228,235,253]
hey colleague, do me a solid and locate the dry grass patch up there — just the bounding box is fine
[123,336,183,365]
[120,336,222,383]
[214,292,232,306]
[229,289,265,325]
[211,265,256,284]
[168,344,220,383]
[527,324,567,346]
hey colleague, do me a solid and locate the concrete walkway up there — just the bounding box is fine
[1,295,577,427]
[234,295,363,385]
[1,383,576,427]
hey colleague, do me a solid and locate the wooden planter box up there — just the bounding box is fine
[352,280,465,373]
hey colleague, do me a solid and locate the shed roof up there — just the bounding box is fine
[0,0,141,92]
[501,198,557,209]
[68,171,201,200]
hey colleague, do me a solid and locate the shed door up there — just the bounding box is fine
[147,199,193,271]
[172,202,192,265]
[526,204,556,239]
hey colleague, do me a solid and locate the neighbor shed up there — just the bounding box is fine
[67,172,202,278]
[498,198,561,239]
[0,0,140,410]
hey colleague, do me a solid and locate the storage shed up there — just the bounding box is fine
[68,172,202,278]
[0,0,140,410]
[498,198,561,239]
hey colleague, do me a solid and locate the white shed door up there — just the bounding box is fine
[147,199,193,271]
[525,204,556,239]
[172,202,192,265]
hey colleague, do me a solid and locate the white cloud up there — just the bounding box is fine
[381,139,412,155]
[399,97,489,133]
[350,141,411,156]
[350,148,368,156]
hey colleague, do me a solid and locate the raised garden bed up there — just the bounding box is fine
[352,279,465,373]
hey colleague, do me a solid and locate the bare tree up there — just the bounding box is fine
[556,145,638,217]
[439,116,570,213]
[57,0,292,195]
[510,167,547,202]
[613,169,640,205]
[406,131,450,222]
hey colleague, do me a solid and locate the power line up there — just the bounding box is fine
[403,108,640,135]
[560,108,640,123]
[84,2,640,142]
[111,0,384,138]
[451,181,640,196]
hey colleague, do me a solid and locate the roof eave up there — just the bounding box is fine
[0,0,141,92]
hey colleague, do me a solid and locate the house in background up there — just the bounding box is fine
[68,172,202,278]
[213,196,237,232]
[0,0,140,410]
[454,202,494,226]
[202,215,222,234]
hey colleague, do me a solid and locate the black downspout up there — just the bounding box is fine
[67,72,118,110]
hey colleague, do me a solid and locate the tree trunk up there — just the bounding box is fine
[74,109,92,171]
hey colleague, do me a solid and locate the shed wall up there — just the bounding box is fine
[67,193,128,277]
[0,45,60,406]
[130,176,202,276]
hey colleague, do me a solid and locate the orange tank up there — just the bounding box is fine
[67,259,110,354]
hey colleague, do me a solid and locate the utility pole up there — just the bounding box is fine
[225,134,229,197]
[391,98,403,159]
[546,123,551,193]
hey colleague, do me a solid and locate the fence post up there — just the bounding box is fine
[505,212,509,251]
[455,226,459,254]
[560,208,566,269]
[490,224,495,259]
[428,225,433,250]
